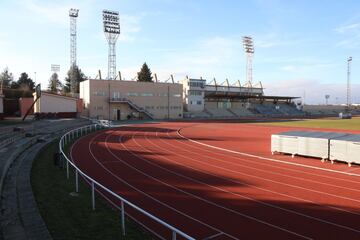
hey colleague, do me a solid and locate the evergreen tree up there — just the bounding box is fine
[137,63,153,82]
[12,72,35,91]
[63,65,87,93]
[48,73,62,93]
[0,67,14,89]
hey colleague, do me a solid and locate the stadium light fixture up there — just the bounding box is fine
[103,9,120,80]
[347,56,352,109]
[242,36,255,91]
[69,8,79,69]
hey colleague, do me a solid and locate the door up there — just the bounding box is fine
[117,109,121,120]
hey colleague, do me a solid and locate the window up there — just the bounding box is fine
[173,94,181,97]
[94,106,104,110]
[113,92,120,98]
[188,90,202,96]
[94,91,105,96]
[197,101,202,105]
[217,101,231,109]
[189,81,205,88]
[127,92,138,96]
[141,93,154,97]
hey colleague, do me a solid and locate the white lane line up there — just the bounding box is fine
[163,131,360,212]
[69,132,166,240]
[132,128,360,233]
[90,130,225,239]
[177,129,360,178]
[172,129,360,189]
[114,128,312,240]
[202,232,224,240]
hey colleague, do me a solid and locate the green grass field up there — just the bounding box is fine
[31,140,152,240]
[257,117,360,131]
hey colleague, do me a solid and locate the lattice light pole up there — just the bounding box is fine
[103,10,120,80]
[69,8,79,67]
[242,36,255,87]
[347,56,352,109]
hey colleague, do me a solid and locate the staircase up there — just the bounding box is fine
[226,109,238,117]
[110,98,154,119]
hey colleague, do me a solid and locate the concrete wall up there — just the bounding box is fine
[0,95,3,114]
[34,92,77,113]
[80,79,183,120]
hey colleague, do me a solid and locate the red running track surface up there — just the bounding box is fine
[70,122,360,240]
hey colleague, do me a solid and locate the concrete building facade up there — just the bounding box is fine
[80,79,183,120]
[34,91,78,114]
[0,93,4,119]
[181,78,206,112]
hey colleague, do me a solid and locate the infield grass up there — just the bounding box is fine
[31,140,152,240]
[256,117,360,131]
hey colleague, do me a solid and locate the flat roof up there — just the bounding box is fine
[204,94,299,100]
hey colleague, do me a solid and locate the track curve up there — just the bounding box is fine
[71,122,360,240]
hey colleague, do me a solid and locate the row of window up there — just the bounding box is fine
[188,90,203,96]
[94,91,181,98]
[94,105,182,111]
[145,106,182,110]
[189,100,202,105]
[188,81,205,88]
[217,101,232,109]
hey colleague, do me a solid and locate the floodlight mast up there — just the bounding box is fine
[347,57,352,109]
[103,10,120,80]
[69,8,79,67]
[242,36,254,91]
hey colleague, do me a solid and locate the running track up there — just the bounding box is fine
[70,122,360,240]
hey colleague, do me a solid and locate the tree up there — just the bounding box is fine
[137,62,153,82]
[63,65,87,94]
[11,72,35,91]
[0,67,14,89]
[48,73,62,93]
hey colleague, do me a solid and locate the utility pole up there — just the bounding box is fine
[347,57,352,111]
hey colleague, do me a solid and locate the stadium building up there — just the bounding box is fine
[0,92,4,119]
[80,79,183,120]
[181,77,303,118]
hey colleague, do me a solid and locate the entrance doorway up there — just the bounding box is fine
[116,109,121,120]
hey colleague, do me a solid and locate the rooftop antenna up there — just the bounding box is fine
[69,8,79,67]
[242,36,254,91]
[347,57,352,110]
[103,10,120,80]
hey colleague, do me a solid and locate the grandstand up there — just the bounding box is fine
[303,105,360,116]
[182,77,304,118]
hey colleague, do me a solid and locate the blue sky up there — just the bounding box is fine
[0,0,359,104]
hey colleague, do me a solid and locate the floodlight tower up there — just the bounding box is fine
[347,57,352,109]
[69,8,79,67]
[103,10,120,80]
[242,36,255,88]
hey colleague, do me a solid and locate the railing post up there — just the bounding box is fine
[66,160,69,179]
[121,201,125,236]
[75,169,79,193]
[172,231,176,240]
[91,181,95,210]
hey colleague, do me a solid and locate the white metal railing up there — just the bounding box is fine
[59,123,195,240]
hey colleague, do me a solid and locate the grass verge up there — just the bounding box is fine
[31,140,152,240]
[255,118,360,131]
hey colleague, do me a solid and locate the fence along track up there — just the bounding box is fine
[59,122,195,240]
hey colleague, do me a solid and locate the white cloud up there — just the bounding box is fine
[266,79,360,104]
[335,23,360,34]
[17,0,72,26]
